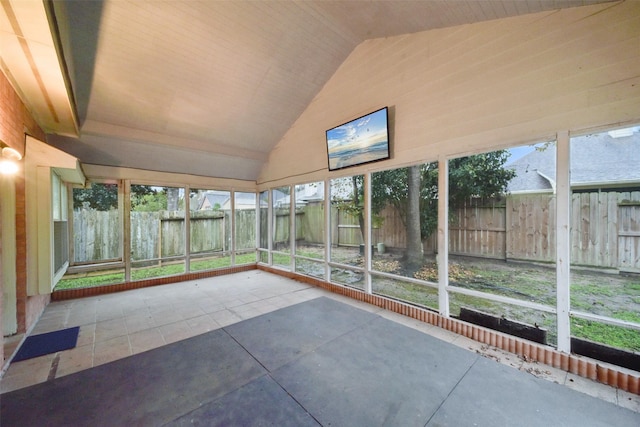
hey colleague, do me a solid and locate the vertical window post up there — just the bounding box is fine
[556,130,571,353]
[185,185,191,272]
[123,180,131,282]
[364,172,372,294]
[290,185,295,271]
[438,155,449,317]
[324,179,331,282]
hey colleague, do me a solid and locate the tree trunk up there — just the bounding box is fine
[405,165,423,271]
[167,187,179,211]
[352,176,365,243]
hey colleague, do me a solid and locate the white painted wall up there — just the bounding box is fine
[1,176,17,335]
[258,1,640,187]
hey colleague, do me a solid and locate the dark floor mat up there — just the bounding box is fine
[13,326,80,362]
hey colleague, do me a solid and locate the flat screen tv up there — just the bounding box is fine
[326,107,390,171]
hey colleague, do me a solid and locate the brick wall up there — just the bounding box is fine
[1,71,48,366]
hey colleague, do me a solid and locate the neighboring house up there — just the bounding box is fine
[233,192,259,210]
[275,195,307,209]
[506,128,640,194]
[195,190,280,210]
[263,189,288,209]
[297,182,325,203]
[276,183,326,208]
[197,190,230,210]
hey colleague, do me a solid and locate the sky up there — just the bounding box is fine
[326,108,388,152]
[506,145,536,164]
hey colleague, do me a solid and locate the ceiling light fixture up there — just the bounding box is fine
[0,145,23,175]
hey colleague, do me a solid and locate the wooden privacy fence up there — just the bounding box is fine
[73,209,256,263]
[450,190,640,270]
[73,209,120,262]
[326,190,640,270]
[235,210,258,250]
[73,190,640,271]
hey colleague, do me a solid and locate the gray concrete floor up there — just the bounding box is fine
[1,270,639,416]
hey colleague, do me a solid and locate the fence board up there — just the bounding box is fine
[375,204,406,249]
[299,203,324,244]
[130,211,160,261]
[73,210,121,262]
[190,211,225,253]
[449,200,506,259]
[618,203,640,271]
[159,211,185,257]
[236,210,256,250]
[506,194,555,262]
[273,208,290,248]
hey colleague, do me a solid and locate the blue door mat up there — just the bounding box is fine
[13,326,80,362]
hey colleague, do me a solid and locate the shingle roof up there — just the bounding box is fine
[198,191,229,210]
[506,130,640,193]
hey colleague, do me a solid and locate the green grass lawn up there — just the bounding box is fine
[571,317,640,352]
[55,253,257,290]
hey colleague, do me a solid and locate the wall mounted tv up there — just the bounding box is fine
[326,107,390,171]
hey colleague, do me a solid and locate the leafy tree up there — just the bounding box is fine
[130,185,167,212]
[331,175,366,241]
[447,151,515,208]
[73,183,118,210]
[338,151,515,270]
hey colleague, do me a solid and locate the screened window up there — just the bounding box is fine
[569,126,640,353]
[329,175,365,289]
[447,144,557,345]
[234,191,257,264]
[271,186,291,269]
[190,189,230,271]
[130,185,186,280]
[294,182,325,279]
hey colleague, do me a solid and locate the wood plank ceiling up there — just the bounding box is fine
[4,1,614,181]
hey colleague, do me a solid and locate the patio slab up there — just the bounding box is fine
[271,314,479,426]
[1,329,266,426]
[2,295,638,426]
[224,296,378,371]
[168,374,320,426]
[426,356,639,426]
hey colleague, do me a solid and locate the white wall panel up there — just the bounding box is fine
[258,1,640,187]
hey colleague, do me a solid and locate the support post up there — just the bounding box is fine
[364,173,372,294]
[556,131,571,353]
[438,156,449,317]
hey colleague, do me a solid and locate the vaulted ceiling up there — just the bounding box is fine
[1,0,614,181]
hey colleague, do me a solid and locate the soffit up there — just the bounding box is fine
[0,0,77,136]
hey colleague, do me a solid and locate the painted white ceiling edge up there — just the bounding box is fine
[25,135,85,185]
[2,0,617,182]
[0,0,77,137]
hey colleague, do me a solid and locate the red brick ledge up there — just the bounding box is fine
[52,264,258,301]
[258,265,640,396]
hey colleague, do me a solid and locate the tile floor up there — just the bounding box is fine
[1,270,639,414]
